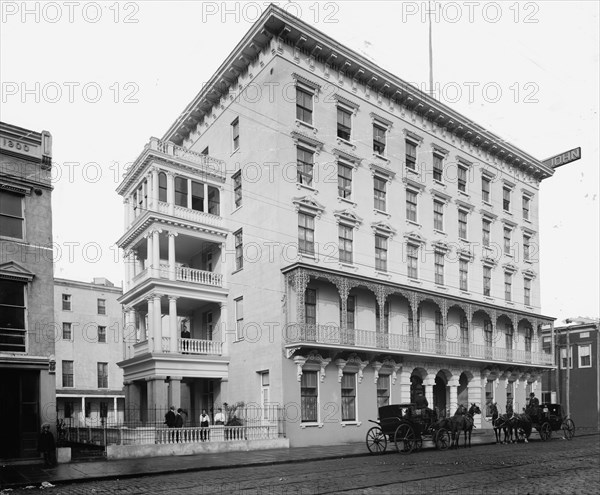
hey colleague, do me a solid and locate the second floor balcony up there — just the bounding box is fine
[284,323,554,367]
[132,264,223,288]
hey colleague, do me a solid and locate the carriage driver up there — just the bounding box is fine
[527,392,540,418]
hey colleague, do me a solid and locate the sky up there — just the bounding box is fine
[1,1,598,324]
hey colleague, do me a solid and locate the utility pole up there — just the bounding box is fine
[428,0,434,98]
[565,327,570,417]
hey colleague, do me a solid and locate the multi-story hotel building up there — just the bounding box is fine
[117,6,556,445]
[54,277,125,426]
[0,122,55,458]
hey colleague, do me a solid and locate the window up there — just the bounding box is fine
[579,344,591,368]
[435,310,443,342]
[231,118,240,151]
[435,252,445,285]
[406,190,418,222]
[301,371,318,422]
[542,336,551,353]
[344,295,356,329]
[305,288,316,325]
[407,244,419,279]
[458,210,468,239]
[503,186,511,212]
[341,373,357,421]
[191,181,204,212]
[64,402,74,419]
[433,154,443,182]
[523,235,531,261]
[482,176,491,203]
[100,402,108,419]
[298,213,315,255]
[560,346,573,369]
[503,227,512,255]
[233,171,242,208]
[338,225,353,263]
[483,266,491,296]
[375,301,390,333]
[484,320,493,347]
[62,322,72,340]
[504,272,512,302]
[505,323,514,350]
[97,298,106,315]
[458,165,467,192]
[374,176,386,211]
[261,371,270,420]
[460,316,469,346]
[482,219,491,247]
[337,107,352,140]
[433,200,444,231]
[98,325,106,343]
[373,124,386,155]
[62,294,71,311]
[97,362,108,388]
[62,361,74,387]
[522,194,531,220]
[375,235,388,272]
[459,259,468,291]
[0,190,24,239]
[234,229,243,270]
[296,87,313,125]
[338,163,352,199]
[85,402,91,418]
[524,327,532,353]
[158,172,167,202]
[524,277,532,306]
[235,297,244,339]
[377,375,390,408]
[297,147,314,186]
[0,279,26,352]
[174,176,188,208]
[405,140,417,170]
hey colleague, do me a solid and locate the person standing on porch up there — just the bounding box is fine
[199,409,210,441]
[214,407,225,425]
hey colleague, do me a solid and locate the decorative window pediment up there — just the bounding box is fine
[335,353,368,383]
[502,178,516,189]
[370,112,393,129]
[503,263,518,274]
[523,268,537,280]
[372,357,401,384]
[432,240,450,253]
[521,226,537,236]
[291,131,324,153]
[456,155,473,167]
[457,247,475,261]
[369,163,395,181]
[482,256,498,267]
[402,128,423,144]
[292,73,321,93]
[502,218,517,228]
[371,221,396,238]
[1,182,31,195]
[0,261,35,282]
[404,231,426,245]
[333,94,359,113]
[480,209,498,221]
[431,143,449,156]
[481,168,496,179]
[292,196,325,218]
[334,209,362,227]
[293,351,331,382]
[333,148,362,167]
[430,188,452,203]
[403,177,425,192]
[455,199,475,211]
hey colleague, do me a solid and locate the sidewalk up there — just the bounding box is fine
[0,430,497,490]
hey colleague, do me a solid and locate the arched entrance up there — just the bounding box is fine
[410,368,427,403]
[433,374,447,416]
[457,372,469,407]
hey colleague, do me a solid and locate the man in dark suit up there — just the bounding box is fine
[164,406,176,442]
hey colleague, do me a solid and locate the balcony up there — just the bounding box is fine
[155,201,223,229]
[131,266,223,288]
[285,324,554,366]
[132,338,222,357]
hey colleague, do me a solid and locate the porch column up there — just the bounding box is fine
[146,232,153,275]
[169,296,178,353]
[146,297,154,345]
[167,171,175,215]
[203,183,208,212]
[168,232,177,281]
[113,397,118,423]
[411,304,419,339]
[424,376,435,409]
[124,198,131,228]
[152,229,161,278]
[152,294,163,352]
[81,397,85,424]
[468,378,483,429]
[151,167,159,209]
[398,368,412,404]
[293,270,310,324]
[146,376,168,423]
[168,376,182,411]
[220,303,229,356]
[448,376,459,413]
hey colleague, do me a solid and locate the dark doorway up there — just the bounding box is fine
[410,375,424,403]
[433,375,447,416]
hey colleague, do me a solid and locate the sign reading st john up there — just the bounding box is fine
[543,147,582,169]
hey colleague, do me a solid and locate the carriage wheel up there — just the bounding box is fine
[366,427,387,454]
[435,428,451,451]
[562,419,575,440]
[539,422,552,441]
[394,424,415,454]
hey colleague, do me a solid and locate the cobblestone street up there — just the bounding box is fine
[5,435,598,494]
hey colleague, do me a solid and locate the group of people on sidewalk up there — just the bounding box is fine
[164,406,227,442]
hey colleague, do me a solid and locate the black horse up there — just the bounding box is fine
[491,403,516,444]
[450,403,481,448]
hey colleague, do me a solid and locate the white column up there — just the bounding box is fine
[151,168,159,210]
[146,232,153,275]
[169,296,178,353]
[220,303,229,356]
[153,294,162,352]
[124,198,130,228]
[187,178,192,209]
[152,229,161,278]
[448,377,459,413]
[168,232,177,281]
[469,378,484,429]
[113,397,118,423]
[203,183,208,212]
[167,172,175,215]
[81,397,85,424]
[147,297,154,347]
[398,369,412,404]
[424,376,435,409]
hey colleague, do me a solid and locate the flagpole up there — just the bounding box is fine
[428,0,434,98]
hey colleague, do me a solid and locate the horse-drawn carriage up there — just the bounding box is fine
[366,403,451,454]
[529,403,575,441]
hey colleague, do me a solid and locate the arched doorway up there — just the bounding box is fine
[457,372,469,407]
[433,374,447,416]
[410,375,424,403]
